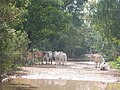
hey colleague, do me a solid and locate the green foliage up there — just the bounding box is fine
[109,57,120,69]
[0,0,29,81]
[0,23,29,78]
[108,61,116,69]
[117,56,120,62]
[84,0,120,63]
[116,56,120,69]
[89,0,120,43]
[24,0,72,49]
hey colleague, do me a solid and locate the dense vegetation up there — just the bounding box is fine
[0,0,120,81]
[0,0,30,81]
[85,0,120,67]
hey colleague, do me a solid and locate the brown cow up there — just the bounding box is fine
[26,51,33,60]
[34,51,46,64]
[25,51,45,65]
[91,53,105,68]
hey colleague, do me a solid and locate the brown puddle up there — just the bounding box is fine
[0,78,120,90]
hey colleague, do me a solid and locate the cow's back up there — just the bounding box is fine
[91,54,103,63]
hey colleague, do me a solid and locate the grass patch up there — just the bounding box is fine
[108,61,120,69]
[107,61,117,69]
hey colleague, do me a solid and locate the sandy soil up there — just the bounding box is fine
[11,61,120,83]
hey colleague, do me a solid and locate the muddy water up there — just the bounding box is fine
[0,78,120,90]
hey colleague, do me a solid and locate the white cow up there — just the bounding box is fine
[43,52,49,64]
[100,62,110,70]
[91,53,105,68]
[47,51,53,64]
[53,51,61,65]
[59,52,67,66]
[54,51,67,65]
[43,51,53,64]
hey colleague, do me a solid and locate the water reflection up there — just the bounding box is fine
[0,78,120,90]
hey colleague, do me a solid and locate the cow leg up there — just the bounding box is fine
[64,60,66,66]
[46,59,47,65]
[55,60,57,65]
[62,60,64,66]
[55,58,57,65]
[98,63,100,68]
[41,59,43,64]
[59,60,61,65]
[95,63,97,68]
[50,61,52,65]
[41,60,44,65]
[56,59,59,65]
[41,57,44,65]
[50,59,52,65]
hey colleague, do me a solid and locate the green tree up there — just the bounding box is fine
[85,0,120,62]
[88,0,120,44]
[24,0,72,50]
[63,0,89,56]
[0,0,29,81]
[24,0,88,55]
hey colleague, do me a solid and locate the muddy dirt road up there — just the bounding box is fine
[12,61,120,83]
